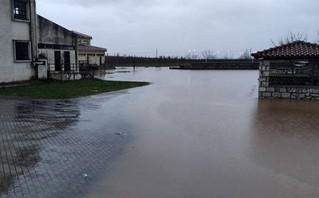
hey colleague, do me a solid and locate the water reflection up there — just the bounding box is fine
[85,68,319,198]
[0,98,80,194]
[252,99,319,187]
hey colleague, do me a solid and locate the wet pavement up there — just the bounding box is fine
[0,91,138,198]
[2,67,319,198]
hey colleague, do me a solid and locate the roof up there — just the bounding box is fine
[251,41,319,59]
[78,44,107,52]
[72,31,93,39]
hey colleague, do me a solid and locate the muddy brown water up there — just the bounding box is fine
[88,67,319,198]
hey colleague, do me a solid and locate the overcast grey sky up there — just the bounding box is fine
[37,0,319,57]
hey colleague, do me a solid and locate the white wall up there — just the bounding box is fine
[38,49,77,72]
[78,52,105,66]
[12,22,31,40]
[78,38,91,45]
[0,0,36,83]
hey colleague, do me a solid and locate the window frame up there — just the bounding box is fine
[13,40,31,62]
[12,0,30,22]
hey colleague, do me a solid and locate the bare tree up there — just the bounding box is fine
[201,50,217,60]
[239,48,252,59]
[185,50,199,59]
[221,50,234,59]
[222,54,233,59]
[271,31,308,46]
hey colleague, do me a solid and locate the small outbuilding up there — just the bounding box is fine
[37,15,80,80]
[73,31,107,68]
[78,44,107,67]
[252,41,319,100]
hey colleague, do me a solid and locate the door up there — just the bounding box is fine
[100,56,102,66]
[64,51,71,71]
[54,51,61,71]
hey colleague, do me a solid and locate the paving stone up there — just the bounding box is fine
[0,96,131,198]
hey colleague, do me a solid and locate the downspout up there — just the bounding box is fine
[29,0,38,79]
[74,32,79,72]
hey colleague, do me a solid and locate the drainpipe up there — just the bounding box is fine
[29,0,38,79]
[74,32,79,72]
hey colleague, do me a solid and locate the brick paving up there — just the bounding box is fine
[0,95,131,198]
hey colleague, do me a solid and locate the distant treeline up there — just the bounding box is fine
[104,55,255,68]
[105,56,208,67]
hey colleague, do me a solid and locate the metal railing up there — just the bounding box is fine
[48,63,94,81]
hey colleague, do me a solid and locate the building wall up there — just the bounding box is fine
[37,15,78,74]
[78,52,105,66]
[37,15,75,46]
[77,38,91,45]
[259,60,319,100]
[39,48,81,81]
[38,49,77,71]
[0,0,36,83]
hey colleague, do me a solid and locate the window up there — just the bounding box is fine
[15,41,30,61]
[13,0,28,20]
[79,39,90,45]
[269,60,311,86]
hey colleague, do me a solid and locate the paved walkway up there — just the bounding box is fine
[0,94,131,198]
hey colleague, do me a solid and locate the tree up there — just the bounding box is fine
[239,48,252,59]
[271,31,307,46]
[201,50,217,60]
[222,54,233,59]
[185,50,199,59]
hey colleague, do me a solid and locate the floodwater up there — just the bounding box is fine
[88,67,319,198]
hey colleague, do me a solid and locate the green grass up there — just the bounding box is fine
[0,175,13,194]
[0,79,150,99]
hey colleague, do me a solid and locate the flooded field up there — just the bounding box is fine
[88,67,319,198]
[1,67,319,198]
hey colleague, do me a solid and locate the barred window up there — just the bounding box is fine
[13,0,28,20]
[15,42,30,61]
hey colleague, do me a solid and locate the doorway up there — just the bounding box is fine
[54,51,61,71]
[64,51,71,71]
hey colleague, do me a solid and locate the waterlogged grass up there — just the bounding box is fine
[0,79,149,99]
[0,175,13,194]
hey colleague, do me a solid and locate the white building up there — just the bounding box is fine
[0,0,108,83]
[73,31,107,67]
[0,0,38,83]
[37,15,80,80]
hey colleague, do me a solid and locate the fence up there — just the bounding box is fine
[48,63,94,81]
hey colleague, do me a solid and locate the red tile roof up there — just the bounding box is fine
[78,44,107,52]
[251,41,319,59]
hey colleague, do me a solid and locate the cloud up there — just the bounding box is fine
[40,0,148,8]
[37,0,319,57]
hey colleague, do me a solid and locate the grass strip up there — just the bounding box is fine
[0,79,149,99]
